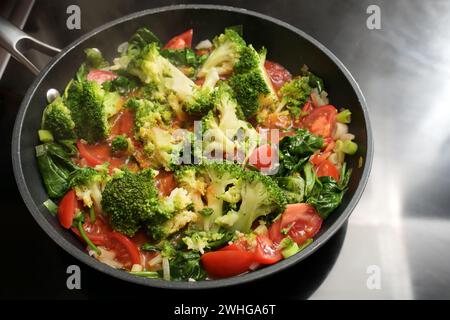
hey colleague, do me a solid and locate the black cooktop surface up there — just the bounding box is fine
[1,0,449,300]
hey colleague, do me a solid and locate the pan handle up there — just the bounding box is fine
[0,17,61,75]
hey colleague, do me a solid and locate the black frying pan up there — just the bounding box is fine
[2,4,373,289]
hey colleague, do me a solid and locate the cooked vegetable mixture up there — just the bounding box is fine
[36,26,358,281]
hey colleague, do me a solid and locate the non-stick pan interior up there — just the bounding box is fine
[12,5,372,289]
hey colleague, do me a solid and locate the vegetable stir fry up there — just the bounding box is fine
[36,27,358,281]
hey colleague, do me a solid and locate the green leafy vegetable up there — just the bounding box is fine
[169,251,207,281]
[36,142,78,198]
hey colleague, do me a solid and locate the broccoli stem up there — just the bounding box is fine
[77,219,101,256]
[89,206,96,224]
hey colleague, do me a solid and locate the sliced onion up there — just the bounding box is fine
[195,39,212,50]
[311,88,329,107]
[131,264,143,272]
[117,41,129,54]
[149,254,162,267]
[340,133,355,141]
[162,257,170,281]
[333,122,349,139]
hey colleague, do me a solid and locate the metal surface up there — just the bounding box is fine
[0,0,35,78]
[0,17,61,74]
[1,0,449,299]
[9,4,371,290]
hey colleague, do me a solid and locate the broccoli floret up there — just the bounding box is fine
[182,230,233,254]
[128,43,196,99]
[110,135,129,156]
[184,86,216,114]
[275,174,306,204]
[101,169,159,237]
[230,170,287,233]
[69,165,108,210]
[148,209,198,241]
[174,166,207,211]
[65,80,109,143]
[41,97,76,141]
[197,29,246,78]
[111,27,161,71]
[229,46,278,118]
[138,126,190,171]
[274,77,312,117]
[125,98,172,130]
[201,84,259,160]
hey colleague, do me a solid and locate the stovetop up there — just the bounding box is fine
[1,0,450,300]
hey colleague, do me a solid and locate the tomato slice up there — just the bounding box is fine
[280,203,323,245]
[76,140,110,167]
[155,171,177,197]
[268,219,284,246]
[254,235,282,264]
[264,60,292,92]
[58,190,77,229]
[248,144,273,170]
[111,109,134,138]
[86,69,118,84]
[264,113,292,129]
[301,105,337,138]
[316,159,340,181]
[201,250,255,279]
[108,232,141,267]
[163,29,193,49]
[71,215,111,246]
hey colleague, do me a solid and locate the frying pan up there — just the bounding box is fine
[2,4,373,289]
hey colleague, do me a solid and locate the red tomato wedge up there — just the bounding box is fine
[87,69,117,84]
[268,219,284,246]
[316,159,340,181]
[108,232,141,267]
[77,140,110,167]
[155,171,177,197]
[280,203,323,245]
[58,190,78,229]
[264,60,292,92]
[301,105,337,138]
[163,29,193,49]
[201,250,255,279]
[248,144,273,169]
[254,235,282,264]
[111,108,134,138]
[71,215,111,246]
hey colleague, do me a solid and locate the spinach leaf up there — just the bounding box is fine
[169,251,207,281]
[128,27,161,49]
[305,164,352,219]
[102,76,138,95]
[277,129,323,176]
[160,48,208,74]
[36,142,78,199]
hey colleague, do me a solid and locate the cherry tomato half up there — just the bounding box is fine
[253,235,283,264]
[248,144,274,170]
[301,105,337,138]
[163,29,193,49]
[280,203,323,245]
[201,250,255,279]
[264,60,292,92]
[108,232,141,267]
[86,69,118,84]
[316,159,340,181]
[58,189,78,229]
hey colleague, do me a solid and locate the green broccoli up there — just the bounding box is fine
[101,169,159,237]
[65,80,109,143]
[229,46,278,119]
[230,170,287,232]
[197,29,246,78]
[125,97,172,130]
[275,174,306,204]
[110,135,129,156]
[201,84,259,160]
[174,166,208,211]
[41,97,76,141]
[69,165,108,210]
[146,187,197,241]
[182,230,233,254]
[275,77,312,117]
